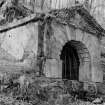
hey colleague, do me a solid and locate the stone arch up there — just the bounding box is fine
[44,23,102,82]
[52,25,91,61]
[60,40,91,81]
[52,25,93,81]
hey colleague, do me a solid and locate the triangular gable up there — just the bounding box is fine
[50,5,105,38]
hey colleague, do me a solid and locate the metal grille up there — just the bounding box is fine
[60,40,90,80]
[61,42,80,80]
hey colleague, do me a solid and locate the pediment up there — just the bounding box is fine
[50,5,105,37]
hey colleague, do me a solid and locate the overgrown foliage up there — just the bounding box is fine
[0,72,101,105]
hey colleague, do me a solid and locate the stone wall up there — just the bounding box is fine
[0,22,38,73]
[44,21,103,82]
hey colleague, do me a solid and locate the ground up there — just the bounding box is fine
[0,71,103,105]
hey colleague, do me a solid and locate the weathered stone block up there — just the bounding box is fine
[44,59,62,78]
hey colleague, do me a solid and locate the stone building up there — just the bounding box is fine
[0,1,104,83]
[42,6,104,83]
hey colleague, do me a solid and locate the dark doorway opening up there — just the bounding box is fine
[60,41,80,80]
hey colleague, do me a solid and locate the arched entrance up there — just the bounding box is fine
[44,22,102,82]
[60,40,90,80]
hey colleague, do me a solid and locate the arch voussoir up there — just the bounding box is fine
[75,29,84,42]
